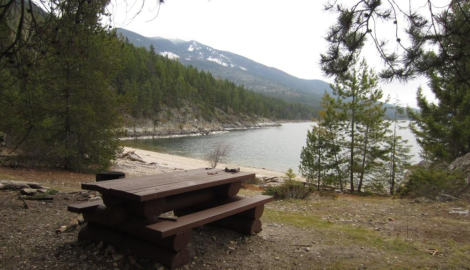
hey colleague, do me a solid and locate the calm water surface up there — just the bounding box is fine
[123,122,421,173]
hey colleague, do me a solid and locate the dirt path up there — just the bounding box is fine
[1,166,469,269]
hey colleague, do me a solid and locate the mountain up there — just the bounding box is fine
[117,28,330,108]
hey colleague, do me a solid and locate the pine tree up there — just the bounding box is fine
[386,99,412,195]
[299,125,331,190]
[319,93,347,191]
[321,59,390,193]
[5,0,125,172]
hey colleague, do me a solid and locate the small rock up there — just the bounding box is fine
[77,217,86,225]
[112,253,125,261]
[375,228,380,231]
[388,217,395,222]
[20,188,37,195]
[104,245,116,255]
[97,241,104,249]
[153,263,162,269]
[305,247,311,252]
[157,267,165,270]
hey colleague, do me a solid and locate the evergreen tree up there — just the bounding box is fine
[319,93,347,191]
[322,0,470,165]
[1,0,123,172]
[407,3,470,162]
[299,125,332,190]
[319,59,390,193]
[386,99,412,195]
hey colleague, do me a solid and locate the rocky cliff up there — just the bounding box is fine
[122,107,280,139]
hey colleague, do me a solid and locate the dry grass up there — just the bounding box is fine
[262,194,470,269]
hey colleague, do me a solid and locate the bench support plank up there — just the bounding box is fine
[147,195,273,238]
[67,200,103,213]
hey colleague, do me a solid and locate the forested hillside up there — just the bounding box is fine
[116,42,316,122]
[117,28,330,111]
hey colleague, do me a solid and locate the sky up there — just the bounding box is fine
[111,0,444,108]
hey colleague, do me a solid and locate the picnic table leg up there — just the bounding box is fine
[79,224,191,270]
[82,205,129,227]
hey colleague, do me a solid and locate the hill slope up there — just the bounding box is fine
[117,28,331,108]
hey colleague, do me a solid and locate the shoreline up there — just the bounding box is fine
[114,146,287,179]
[120,123,283,140]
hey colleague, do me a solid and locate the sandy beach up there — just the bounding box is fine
[113,146,287,179]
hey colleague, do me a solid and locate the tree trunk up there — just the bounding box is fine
[64,63,71,169]
[349,109,355,193]
[317,154,321,191]
[358,125,369,193]
[390,127,397,195]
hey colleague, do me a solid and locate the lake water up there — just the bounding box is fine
[123,122,421,174]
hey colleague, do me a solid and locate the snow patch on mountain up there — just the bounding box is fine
[160,52,179,60]
[207,57,228,67]
[240,66,247,71]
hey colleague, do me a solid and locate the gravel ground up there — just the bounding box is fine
[1,166,469,270]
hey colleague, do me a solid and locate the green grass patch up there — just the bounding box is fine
[264,208,425,257]
[448,243,470,268]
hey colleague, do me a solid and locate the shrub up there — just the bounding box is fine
[263,180,313,200]
[243,177,263,185]
[205,142,230,168]
[399,167,468,200]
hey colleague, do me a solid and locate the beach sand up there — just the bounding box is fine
[113,146,286,179]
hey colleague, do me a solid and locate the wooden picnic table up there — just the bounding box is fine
[68,168,273,269]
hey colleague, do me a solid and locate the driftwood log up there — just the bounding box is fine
[0,180,49,191]
[119,151,146,163]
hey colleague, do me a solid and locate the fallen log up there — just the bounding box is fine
[0,180,49,191]
[119,151,146,163]
[22,197,53,201]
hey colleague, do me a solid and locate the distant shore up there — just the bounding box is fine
[114,146,287,179]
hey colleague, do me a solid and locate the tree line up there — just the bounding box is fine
[116,42,316,122]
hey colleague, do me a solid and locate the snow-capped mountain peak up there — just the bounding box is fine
[116,28,332,108]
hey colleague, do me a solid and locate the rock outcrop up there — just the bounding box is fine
[122,106,281,139]
[448,152,470,184]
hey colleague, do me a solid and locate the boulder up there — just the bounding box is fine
[448,153,470,183]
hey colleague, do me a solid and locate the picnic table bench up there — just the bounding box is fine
[68,168,273,269]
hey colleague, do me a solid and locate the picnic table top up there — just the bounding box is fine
[82,168,255,202]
